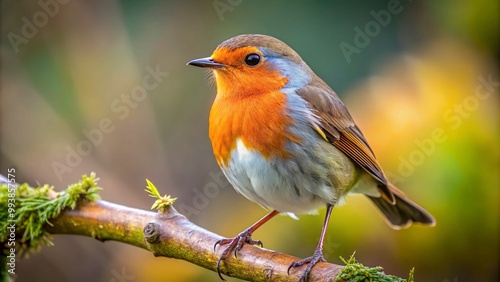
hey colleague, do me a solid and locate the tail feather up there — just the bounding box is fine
[369,183,436,229]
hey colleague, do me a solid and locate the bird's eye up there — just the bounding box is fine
[244,53,261,66]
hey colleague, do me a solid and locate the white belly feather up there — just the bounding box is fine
[221,139,334,214]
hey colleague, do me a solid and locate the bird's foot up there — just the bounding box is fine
[287,249,326,282]
[214,230,263,280]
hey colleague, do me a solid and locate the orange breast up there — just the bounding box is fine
[209,90,301,167]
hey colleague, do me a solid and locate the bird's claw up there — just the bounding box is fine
[287,250,326,282]
[214,230,263,280]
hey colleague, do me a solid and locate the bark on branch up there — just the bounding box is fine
[45,200,343,282]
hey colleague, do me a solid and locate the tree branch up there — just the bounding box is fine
[45,199,343,281]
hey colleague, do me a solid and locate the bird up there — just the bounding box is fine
[187,34,436,281]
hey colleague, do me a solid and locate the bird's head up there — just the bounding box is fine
[188,34,313,98]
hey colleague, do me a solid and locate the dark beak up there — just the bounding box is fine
[187,57,225,69]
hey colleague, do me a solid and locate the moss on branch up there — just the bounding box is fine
[0,174,415,282]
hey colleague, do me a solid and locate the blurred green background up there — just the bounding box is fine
[1,0,498,281]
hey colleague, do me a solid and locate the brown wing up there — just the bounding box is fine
[297,77,395,203]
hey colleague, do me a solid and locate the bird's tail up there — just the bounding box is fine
[368,183,436,229]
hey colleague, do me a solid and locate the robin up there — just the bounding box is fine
[187,34,435,281]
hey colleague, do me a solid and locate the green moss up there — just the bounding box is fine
[336,253,414,282]
[0,173,101,256]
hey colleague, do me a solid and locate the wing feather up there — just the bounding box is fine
[297,79,395,203]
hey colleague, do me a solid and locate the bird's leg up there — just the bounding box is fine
[288,204,334,282]
[214,210,279,280]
